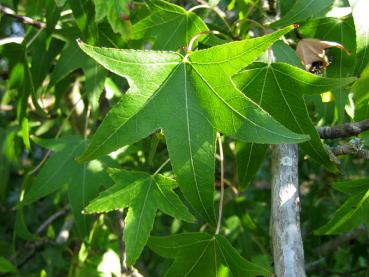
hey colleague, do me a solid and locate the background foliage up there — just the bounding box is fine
[0,0,369,276]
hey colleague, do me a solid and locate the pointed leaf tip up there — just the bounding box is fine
[293,23,300,28]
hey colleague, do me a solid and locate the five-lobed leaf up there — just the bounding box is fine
[233,62,356,172]
[76,25,309,224]
[84,169,195,265]
[132,0,208,50]
[22,136,114,236]
[148,232,271,276]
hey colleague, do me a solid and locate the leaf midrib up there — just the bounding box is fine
[190,64,304,141]
[82,64,181,160]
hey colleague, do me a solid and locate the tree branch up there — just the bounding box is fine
[116,209,133,276]
[0,5,46,29]
[313,225,367,256]
[317,119,369,139]
[271,144,306,277]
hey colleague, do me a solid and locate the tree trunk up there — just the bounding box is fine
[271,144,306,277]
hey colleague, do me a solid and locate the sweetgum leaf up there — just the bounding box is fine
[22,136,114,236]
[148,232,271,276]
[234,62,356,172]
[132,0,208,50]
[85,169,195,265]
[76,25,309,224]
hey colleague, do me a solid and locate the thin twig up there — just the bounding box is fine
[325,139,369,164]
[183,30,221,62]
[36,207,69,235]
[317,119,369,139]
[153,158,170,176]
[313,225,367,256]
[27,91,88,176]
[0,4,46,28]
[84,106,91,139]
[215,133,224,235]
[117,209,132,275]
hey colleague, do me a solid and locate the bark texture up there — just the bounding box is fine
[271,144,306,277]
[317,119,369,139]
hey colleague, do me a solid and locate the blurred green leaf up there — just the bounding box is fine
[0,256,17,273]
[148,232,271,276]
[349,0,369,75]
[270,0,334,28]
[131,0,208,50]
[22,136,114,236]
[315,188,369,234]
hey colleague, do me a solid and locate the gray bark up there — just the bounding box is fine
[271,144,306,277]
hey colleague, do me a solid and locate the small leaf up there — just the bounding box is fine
[93,0,131,35]
[148,232,271,276]
[132,0,208,50]
[85,169,195,265]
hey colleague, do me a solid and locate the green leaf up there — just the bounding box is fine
[349,0,369,75]
[131,0,208,50]
[49,42,107,110]
[148,232,271,276]
[333,178,369,194]
[352,56,369,120]
[54,0,67,7]
[0,256,17,273]
[236,143,267,191]
[271,40,304,69]
[234,62,355,172]
[85,169,195,265]
[68,0,98,43]
[270,0,334,28]
[22,136,114,236]
[315,189,369,234]
[77,26,309,224]
[93,0,130,35]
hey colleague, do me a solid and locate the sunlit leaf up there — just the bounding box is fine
[77,26,309,224]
